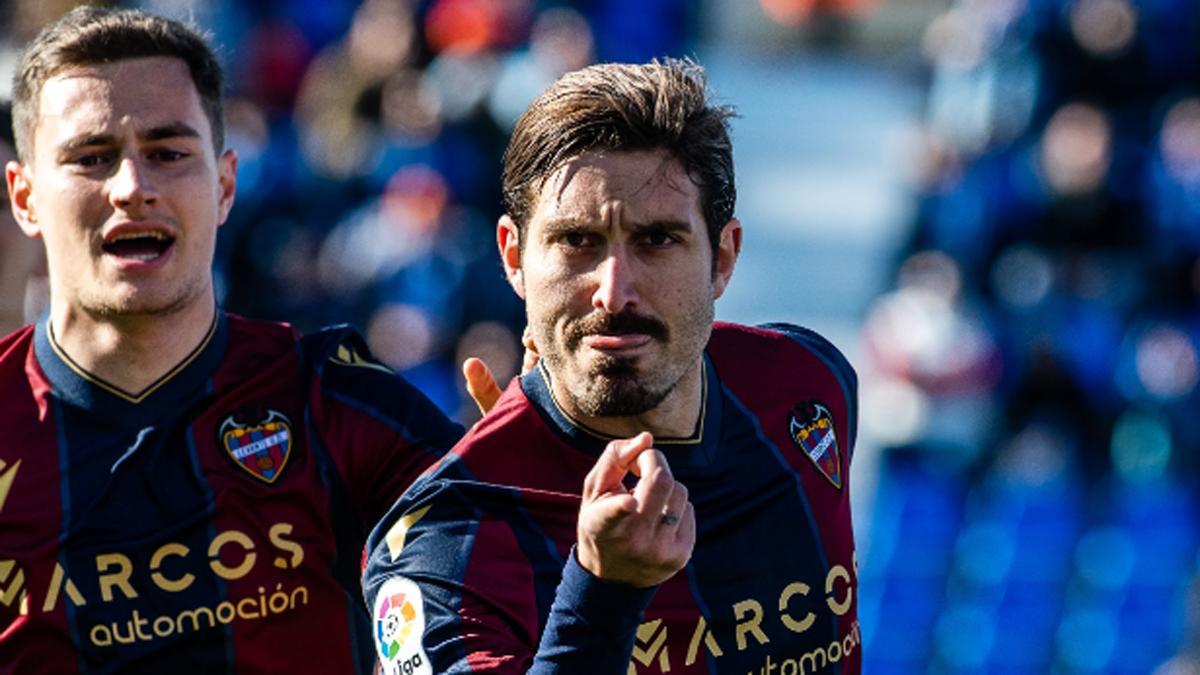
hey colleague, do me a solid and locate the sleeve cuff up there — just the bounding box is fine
[555,549,658,620]
[529,547,661,672]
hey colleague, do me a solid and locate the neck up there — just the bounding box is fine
[556,357,706,440]
[49,297,217,394]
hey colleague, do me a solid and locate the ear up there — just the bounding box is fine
[497,214,525,299]
[6,160,41,238]
[712,218,742,300]
[216,149,238,226]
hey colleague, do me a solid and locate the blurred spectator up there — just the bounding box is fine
[294,0,420,180]
[862,0,1200,670]
[487,7,594,129]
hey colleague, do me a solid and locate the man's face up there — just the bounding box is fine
[6,56,236,319]
[501,149,739,419]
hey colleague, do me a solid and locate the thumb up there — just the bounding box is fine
[462,357,502,415]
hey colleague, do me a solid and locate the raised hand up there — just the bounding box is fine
[576,432,695,588]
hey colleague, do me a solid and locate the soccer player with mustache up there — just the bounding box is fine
[364,59,862,674]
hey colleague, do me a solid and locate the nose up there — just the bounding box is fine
[592,250,640,314]
[108,157,158,211]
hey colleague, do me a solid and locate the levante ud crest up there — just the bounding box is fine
[219,409,293,483]
[789,401,842,489]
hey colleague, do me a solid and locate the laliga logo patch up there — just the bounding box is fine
[789,401,842,489]
[219,409,293,484]
[374,576,432,675]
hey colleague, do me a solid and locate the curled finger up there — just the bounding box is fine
[582,433,653,501]
[658,480,689,531]
[632,448,674,520]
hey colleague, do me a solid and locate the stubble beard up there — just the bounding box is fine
[571,352,674,417]
[538,303,712,418]
[78,269,210,320]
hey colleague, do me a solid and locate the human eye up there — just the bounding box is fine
[149,148,189,162]
[554,229,599,251]
[562,231,593,247]
[637,229,680,248]
[69,151,113,169]
[63,152,115,172]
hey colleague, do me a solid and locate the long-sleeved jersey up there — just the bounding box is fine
[364,322,860,674]
[0,313,462,673]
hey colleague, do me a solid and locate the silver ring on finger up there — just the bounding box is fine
[661,511,681,526]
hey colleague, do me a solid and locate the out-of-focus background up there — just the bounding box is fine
[2,0,1199,670]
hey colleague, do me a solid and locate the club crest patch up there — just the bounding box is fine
[219,409,293,484]
[374,576,432,675]
[789,401,842,489]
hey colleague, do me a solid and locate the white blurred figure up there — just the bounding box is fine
[860,250,1000,459]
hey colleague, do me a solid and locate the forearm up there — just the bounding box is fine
[530,551,657,674]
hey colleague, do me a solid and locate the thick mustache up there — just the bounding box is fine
[565,311,668,346]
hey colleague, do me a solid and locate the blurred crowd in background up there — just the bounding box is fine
[0,0,700,422]
[859,0,1200,672]
[2,0,1200,672]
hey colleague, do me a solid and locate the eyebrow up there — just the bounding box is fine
[56,122,202,154]
[541,217,693,231]
[633,220,693,234]
[539,217,593,234]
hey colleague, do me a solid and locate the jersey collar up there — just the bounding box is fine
[34,312,228,426]
[519,352,724,467]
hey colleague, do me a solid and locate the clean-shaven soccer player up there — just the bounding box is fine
[0,7,496,672]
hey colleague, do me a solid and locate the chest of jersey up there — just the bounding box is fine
[628,413,859,675]
[0,343,346,671]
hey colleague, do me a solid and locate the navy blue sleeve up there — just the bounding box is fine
[530,550,657,674]
[364,469,659,674]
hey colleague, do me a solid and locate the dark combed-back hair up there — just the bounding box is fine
[11,5,225,161]
[501,58,737,253]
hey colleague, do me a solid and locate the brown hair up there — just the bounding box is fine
[501,58,736,254]
[11,5,225,161]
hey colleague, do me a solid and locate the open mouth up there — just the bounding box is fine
[101,231,175,262]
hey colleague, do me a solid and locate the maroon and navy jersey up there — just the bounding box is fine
[364,322,860,674]
[0,313,462,673]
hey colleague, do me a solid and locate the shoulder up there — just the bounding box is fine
[444,380,588,492]
[707,321,856,391]
[224,315,458,437]
[0,325,34,368]
[0,326,36,402]
[304,323,460,438]
[219,314,302,374]
[223,314,384,373]
[295,321,425,400]
[458,380,546,455]
[225,313,300,350]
